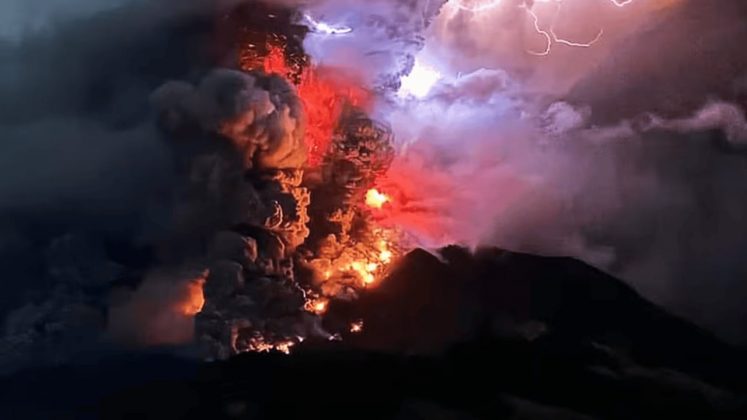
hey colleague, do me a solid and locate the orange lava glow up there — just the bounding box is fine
[360,156,463,244]
[247,336,296,355]
[365,188,390,209]
[239,39,406,350]
[179,276,206,316]
[245,44,373,166]
[305,297,329,315]
[312,227,399,290]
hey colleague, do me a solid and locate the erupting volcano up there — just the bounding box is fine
[3,0,747,418]
[155,8,413,357]
[182,0,663,358]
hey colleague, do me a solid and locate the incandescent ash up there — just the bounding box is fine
[127,5,405,358]
[0,0,418,368]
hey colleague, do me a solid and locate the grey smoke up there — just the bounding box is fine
[0,0,249,370]
[152,69,307,170]
[318,0,747,343]
[1,0,747,374]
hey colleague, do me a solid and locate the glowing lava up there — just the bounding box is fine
[242,44,372,166]
[365,188,390,209]
[233,18,419,356]
[305,297,329,315]
[247,335,296,355]
[310,227,399,291]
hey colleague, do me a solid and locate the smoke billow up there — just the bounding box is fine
[0,0,319,369]
[3,0,747,373]
[313,0,747,343]
[299,0,449,90]
[152,69,307,170]
[0,0,409,369]
[108,268,207,346]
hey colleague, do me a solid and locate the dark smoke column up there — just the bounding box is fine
[151,68,319,357]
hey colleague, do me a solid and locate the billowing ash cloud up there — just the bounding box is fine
[108,268,207,346]
[0,0,400,368]
[298,0,747,343]
[0,0,129,41]
[0,0,315,370]
[152,69,307,170]
[282,0,747,340]
[101,68,313,348]
[2,0,747,372]
[299,0,449,90]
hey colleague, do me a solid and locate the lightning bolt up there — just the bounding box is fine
[524,1,604,56]
[451,0,634,56]
[303,14,353,35]
[454,0,635,10]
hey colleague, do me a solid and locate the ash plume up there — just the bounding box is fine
[313,0,747,343]
[3,0,747,376]
[0,0,410,367]
[298,0,449,90]
[108,268,207,346]
[152,69,308,170]
[0,0,327,369]
[150,68,323,357]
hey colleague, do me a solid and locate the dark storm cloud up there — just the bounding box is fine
[0,0,217,267]
[568,0,747,124]
[0,0,129,41]
[557,0,747,342]
[0,0,246,241]
[0,120,171,220]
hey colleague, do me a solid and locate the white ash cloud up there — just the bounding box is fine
[296,0,448,89]
[646,102,747,145]
[308,0,747,343]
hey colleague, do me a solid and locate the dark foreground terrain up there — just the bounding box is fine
[1,247,745,419]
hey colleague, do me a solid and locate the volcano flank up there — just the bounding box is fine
[2,247,746,419]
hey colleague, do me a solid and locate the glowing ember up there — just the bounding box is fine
[350,320,364,333]
[314,300,327,313]
[365,188,390,209]
[247,336,296,355]
[308,226,400,293]
[351,261,376,285]
[259,43,289,76]
[379,249,393,264]
[305,297,329,315]
[275,341,295,355]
